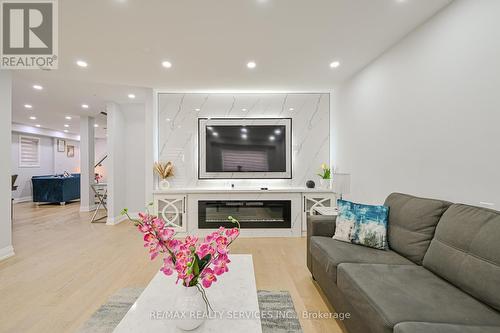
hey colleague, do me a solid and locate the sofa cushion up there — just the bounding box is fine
[394,322,500,333]
[423,204,500,311]
[337,264,500,333]
[309,236,413,283]
[384,193,452,264]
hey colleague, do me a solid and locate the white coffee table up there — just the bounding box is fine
[114,254,262,333]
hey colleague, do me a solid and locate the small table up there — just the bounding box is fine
[312,206,338,216]
[90,183,107,223]
[114,254,262,333]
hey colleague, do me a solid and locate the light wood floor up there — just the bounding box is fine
[0,202,344,333]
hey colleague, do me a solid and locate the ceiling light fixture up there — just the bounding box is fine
[76,60,88,68]
[64,124,69,128]
[33,84,43,90]
[81,104,89,109]
[128,94,136,99]
[35,124,41,127]
[161,61,172,68]
[94,124,99,128]
[212,132,219,137]
[269,135,275,141]
[241,108,247,111]
[289,107,294,111]
[274,129,281,135]
[195,108,200,112]
[29,116,37,120]
[247,61,256,69]
[241,128,248,133]
[330,61,341,69]
[24,104,32,109]
[65,116,72,120]
[241,134,248,139]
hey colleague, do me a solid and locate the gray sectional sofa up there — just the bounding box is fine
[307,193,500,333]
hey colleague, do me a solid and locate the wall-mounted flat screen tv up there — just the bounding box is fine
[198,118,292,179]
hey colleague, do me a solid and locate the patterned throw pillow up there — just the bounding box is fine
[332,200,357,243]
[351,202,389,250]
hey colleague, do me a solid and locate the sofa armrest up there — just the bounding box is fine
[307,215,336,274]
[307,215,336,237]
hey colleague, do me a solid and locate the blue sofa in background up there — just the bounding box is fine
[32,174,81,204]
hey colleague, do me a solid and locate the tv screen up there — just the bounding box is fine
[205,125,287,173]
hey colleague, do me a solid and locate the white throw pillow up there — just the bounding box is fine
[332,200,356,243]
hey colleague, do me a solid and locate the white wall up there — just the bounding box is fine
[332,0,500,208]
[107,103,127,223]
[95,138,108,182]
[107,102,146,223]
[53,139,80,175]
[11,133,55,200]
[0,72,13,260]
[11,133,105,201]
[123,104,146,212]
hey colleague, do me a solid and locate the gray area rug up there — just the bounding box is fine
[78,288,302,333]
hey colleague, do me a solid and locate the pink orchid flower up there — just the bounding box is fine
[213,254,231,275]
[201,268,217,288]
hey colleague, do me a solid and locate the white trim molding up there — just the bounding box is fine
[106,214,129,226]
[80,204,97,212]
[0,245,15,261]
[13,196,32,204]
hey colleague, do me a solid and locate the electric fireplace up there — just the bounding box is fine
[198,200,292,229]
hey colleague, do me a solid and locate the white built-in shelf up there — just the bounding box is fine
[153,187,335,194]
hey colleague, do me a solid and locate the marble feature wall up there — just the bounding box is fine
[158,93,330,188]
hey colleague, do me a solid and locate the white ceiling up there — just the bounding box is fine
[12,0,452,135]
[12,72,148,138]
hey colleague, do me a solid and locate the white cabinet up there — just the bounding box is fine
[153,194,187,232]
[302,193,337,232]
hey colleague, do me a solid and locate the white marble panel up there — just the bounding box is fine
[158,93,330,188]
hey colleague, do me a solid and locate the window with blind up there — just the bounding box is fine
[19,136,40,167]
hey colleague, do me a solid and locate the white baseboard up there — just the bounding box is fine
[13,196,32,204]
[106,211,138,226]
[0,246,15,261]
[106,214,127,226]
[80,204,97,212]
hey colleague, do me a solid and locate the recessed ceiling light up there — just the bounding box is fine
[330,61,341,69]
[24,104,32,109]
[274,129,282,135]
[29,116,37,120]
[166,118,171,122]
[241,128,248,133]
[289,107,294,111]
[241,108,247,111]
[241,134,248,139]
[64,124,69,128]
[128,94,136,99]
[194,108,200,112]
[65,116,72,120]
[207,126,213,131]
[94,124,99,128]
[247,61,256,69]
[269,135,276,141]
[212,132,219,137]
[33,84,43,90]
[76,60,88,68]
[81,104,89,109]
[161,61,172,68]
[35,124,41,128]
[64,130,68,133]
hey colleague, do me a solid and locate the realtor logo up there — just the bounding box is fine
[1,0,58,69]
